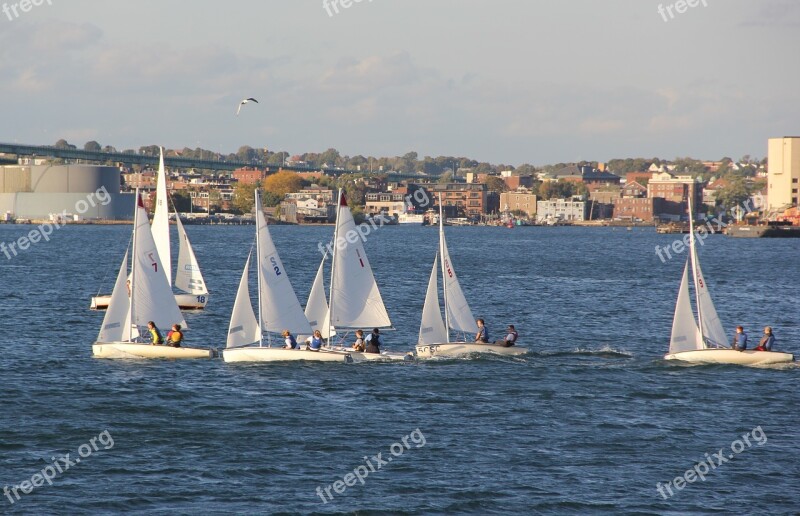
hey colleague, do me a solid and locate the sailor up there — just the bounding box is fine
[495,325,518,347]
[364,328,382,354]
[282,330,298,350]
[755,327,775,351]
[166,324,183,348]
[148,321,164,346]
[306,330,323,351]
[475,318,488,343]
[731,326,748,351]
[352,329,366,352]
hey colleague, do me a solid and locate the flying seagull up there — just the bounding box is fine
[236,97,259,115]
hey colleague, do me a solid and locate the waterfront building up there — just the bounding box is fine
[536,196,588,223]
[767,136,800,210]
[420,183,489,218]
[500,189,537,218]
[647,171,703,219]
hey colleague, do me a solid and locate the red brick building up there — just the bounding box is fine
[233,168,265,185]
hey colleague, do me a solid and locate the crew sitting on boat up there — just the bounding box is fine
[306,330,324,351]
[475,318,488,343]
[148,321,164,346]
[495,325,518,347]
[352,329,366,352]
[282,330,298,350]
[731,325,748,351]
[755,327,775,351]
[365,328,381,354]
[166,324,183,348]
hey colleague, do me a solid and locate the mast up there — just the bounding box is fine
[438,193,450,341]
[130,189,139,340]
[255,189,264,347]
[328,188,343,344]
[686,187,704,343]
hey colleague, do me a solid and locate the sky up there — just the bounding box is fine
[1,0,799,166]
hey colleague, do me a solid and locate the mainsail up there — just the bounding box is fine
[174,215,208,295]
[329,192,392,330]
[255,191,312,335]
[418,253,448,345]
[130,194,187,331]
[439,202,476,335]
[152,148,171,286]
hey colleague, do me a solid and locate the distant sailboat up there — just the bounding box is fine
[664,196,793,365]
[222,190,352,363]
[92,192,212,359]
[91,148,210,310]
[416,195,527,358]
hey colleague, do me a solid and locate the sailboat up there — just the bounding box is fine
[323,190,411,362]
[222,190,353,363]
[664,196,793,365]
[416,195,527,358]
[92,192,213,359]
[91,148,209,310]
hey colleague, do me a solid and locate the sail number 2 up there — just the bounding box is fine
[270,256,282,276]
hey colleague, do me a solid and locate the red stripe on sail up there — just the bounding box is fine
[357,249,364,268]
[137,194,145,208]
[340,192,348,207]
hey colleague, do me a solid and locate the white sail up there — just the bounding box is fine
[152,148,172,286]
[687,195,727,348]
[305,254,335,339]
[440,227,476,334]
[692,254,727,347]
[329,192,392,330]
[669,260,703,353]
[130,195,187,331]
[97,251,132,342]
[255,191,313,335]
[227,252,260,348]
[418,253,448,345]
[174,215,208,295]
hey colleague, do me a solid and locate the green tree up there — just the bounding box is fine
[232,182,256,214]
[483,176,508,193]
[438,171,454,184]
[170,191,193,213]
[715,178,751,212]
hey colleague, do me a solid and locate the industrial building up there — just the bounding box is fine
[0,164,133,220]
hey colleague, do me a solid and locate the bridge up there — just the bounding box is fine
[0,141,439,181]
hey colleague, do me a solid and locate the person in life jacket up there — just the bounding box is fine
[306,330,323,351]
[364,328,381,353]
[166,324,184,348]
[148,321,164,346]
[352,329,366,352]
[495,325,518,347]
[282,330,298,349]
[755,326,775,351]
[475,319,488,343]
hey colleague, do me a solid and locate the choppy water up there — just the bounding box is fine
[1,223,799,514]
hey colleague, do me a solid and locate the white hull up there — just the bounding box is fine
[665,349,794,365]
[337,349,414,362]
[415,342,528,358]
[222,347,353,363]
[91,293,209,310]
[92,342,213,359]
